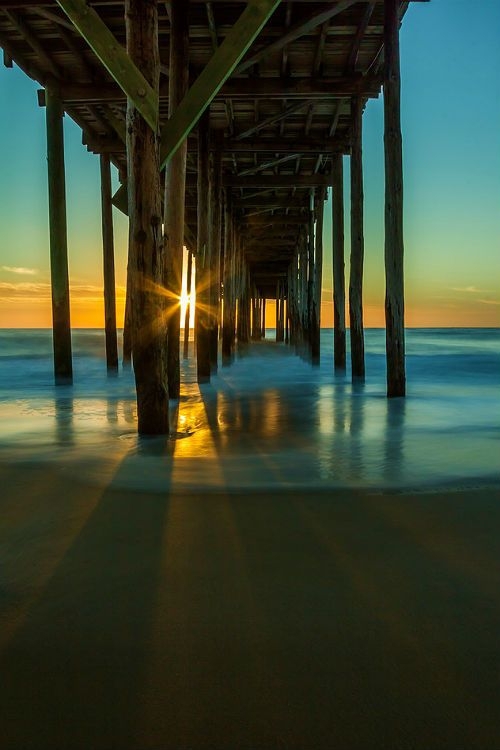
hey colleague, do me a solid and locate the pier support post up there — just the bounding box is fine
[311,190,324,364]
[262,298,266,339]
[99,154,118,373]
[125,0,168,433]
[222,190,235,359]
[163,0,189,398]
[196,110,211,382]
[307,188,315,353]
[332,154,346,371]
[122,278,132,367]
[349,96,365,380]
[46,87,72,385]
[384,0,406,397]
[209,143,222,371]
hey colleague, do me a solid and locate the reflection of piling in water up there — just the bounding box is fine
[384,399,406,483]
[348,383,366,481]
[54,395,74,446]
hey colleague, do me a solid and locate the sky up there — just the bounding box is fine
[0,0,499,329]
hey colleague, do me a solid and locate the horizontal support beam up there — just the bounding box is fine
[233,197,311,208]
[224,137,350,153]
[81,130,350,156]
[225,174,333,188]
[35,75,382,105]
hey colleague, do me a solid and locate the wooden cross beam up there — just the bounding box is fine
[55,0,158,131]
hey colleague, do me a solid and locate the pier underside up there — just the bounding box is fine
[0,0,421,430]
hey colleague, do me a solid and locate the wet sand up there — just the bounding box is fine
[1,462,499,749]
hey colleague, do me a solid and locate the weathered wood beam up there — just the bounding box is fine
[332,153,346,370]
[225,174,333,188]
[206,1,218,50]
[237,153,300,176]
[233,196,310,208]
[164,0,189,399]
[346,1,375,73]
[34,6,75,32]
[226,138,351,155]
[55,0,158,131]
[349,96,365,380]
[46,87,72,384]
[312,20,329,75]
[225,137,350,153]
[234,99,312,141]
[35,74,381,104]
[99,153,118,372]
[125,0,168,434]
[235,0,358,74]
[384,0,406,397]
[280,0,293,76]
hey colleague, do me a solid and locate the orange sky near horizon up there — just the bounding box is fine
[0,284,498,329]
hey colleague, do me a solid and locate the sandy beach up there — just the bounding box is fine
[1,461,499,749]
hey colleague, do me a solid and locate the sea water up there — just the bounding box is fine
[0,328,498,493]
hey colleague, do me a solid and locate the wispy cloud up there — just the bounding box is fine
[0,282,127,302]
[478,298,500,306]
[450,285,494,294]
[1,266,38,276]
[0,282,50,297]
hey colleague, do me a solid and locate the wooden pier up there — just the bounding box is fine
[0,0,427,432]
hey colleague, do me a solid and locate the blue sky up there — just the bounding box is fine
[0,0,499,327]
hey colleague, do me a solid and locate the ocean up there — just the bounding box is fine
[0,328,498,493]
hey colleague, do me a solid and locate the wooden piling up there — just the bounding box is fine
[238,265,251,344]
[349,95,365,380]
[261,298,266,338]
[99,153,118,373]
[222,190,235,358]
[311,190,324,364]
[196,109,211,382]
[163,0,189,398]
[125,0,168,433]
[332,153,346,370]
[45,87,72,385]
[122,273,132,367]
[384,0,406,397]
[307,188,315,352]
[209,144,222,371]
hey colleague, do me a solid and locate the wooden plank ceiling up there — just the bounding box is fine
[0,0,414,298]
